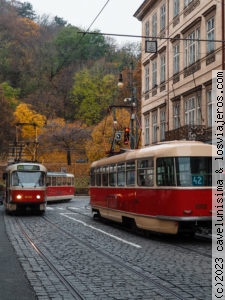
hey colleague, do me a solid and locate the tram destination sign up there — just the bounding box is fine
[17,165,40,171]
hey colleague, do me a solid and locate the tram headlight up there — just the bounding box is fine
[16,194,22,200]
[36,194,41,200]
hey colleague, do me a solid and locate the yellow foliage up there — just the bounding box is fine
[18,17,40,37]
[14,103,46,140]
[86,108,130,162]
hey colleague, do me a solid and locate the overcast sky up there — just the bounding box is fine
[27,0,144,45]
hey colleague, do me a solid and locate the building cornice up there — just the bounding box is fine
[182,85,202,97]
[134,0,157,21]
[181,17,202,34]
[202,4,216,17]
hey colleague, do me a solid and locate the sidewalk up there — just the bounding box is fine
[0,206,36,300]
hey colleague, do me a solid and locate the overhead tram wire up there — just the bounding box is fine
[80,0,111,40]
[78,31,225,44]
[50,0,111,72]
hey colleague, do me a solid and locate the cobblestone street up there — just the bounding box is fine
[2,196,212,299]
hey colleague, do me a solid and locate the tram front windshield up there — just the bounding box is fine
[12,171,45,187]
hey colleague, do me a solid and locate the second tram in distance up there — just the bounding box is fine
[90,141,215,235]
[46,172,75,202]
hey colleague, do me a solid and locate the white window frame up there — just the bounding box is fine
[173,102,180,129]
[144,65,149,93]
[152,110,158,143]
[144,115,150,145]
[160,4,166,31]
[184,28,200,67]
[173,43,180,74]
[207,90,213,127]
[184,0,192,7]
[206,17,214,53]
[160,108,166,141]
[145,20,149,36]
[152,60,157,88]
[185,97,195,125]
[174,0,179,17]
[184,96,201,125]
[160,54,166,83]
[152,13,157,37]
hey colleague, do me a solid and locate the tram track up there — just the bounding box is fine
[10,207,211,299]
[41,214,198,300]
[66,205,212,259]
[15,217,86,300]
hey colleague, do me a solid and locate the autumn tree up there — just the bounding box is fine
[39,120,91,165]
[85,109,130,162]
[14,103,46,140]
[0,84,16,158]
[71,68,118,125]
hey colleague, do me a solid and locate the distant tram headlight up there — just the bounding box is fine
[36,194,41,200]
[16,194,22,200]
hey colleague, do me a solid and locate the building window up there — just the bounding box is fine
[174,0,179,17]
[206,17,214,53]
[160,54,166,83]
[173,101,180,129]
[207,90,213,127]
[184,28,200,67]
[185,97,195,125]
[145,20,149,37]
[144,65,149,92]
[196,95,201,125]
[152,110,158,143]
[184,0,192,7]
[152,59,157,88]
[160,4,166,31]
[160,108,166,141]
[152,13,157,37]
[173,44,180,74]
[184,96,201,125]
[144,115,150,145]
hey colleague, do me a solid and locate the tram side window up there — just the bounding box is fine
[156,158,175,186]
[109,165,116,186]
[176,157,212,186]
[175,157,191,186]
[117,163,125,186]
[102,166,109,186]
[96,168,101,186]
[52,177,57,186]
[57,176,61,186]
[67,177,71,186]
[66,177,71,186]
[46,176,51,186]
[62,177,66,185]
[137,158,154,187]
[126,161,135,186]
[90,168,95,186]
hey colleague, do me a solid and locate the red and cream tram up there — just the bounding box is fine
[3,162,47,213]
[46,172,75,202]
[89,141,215,235]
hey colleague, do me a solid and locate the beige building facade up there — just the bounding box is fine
[134,0,225,146]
